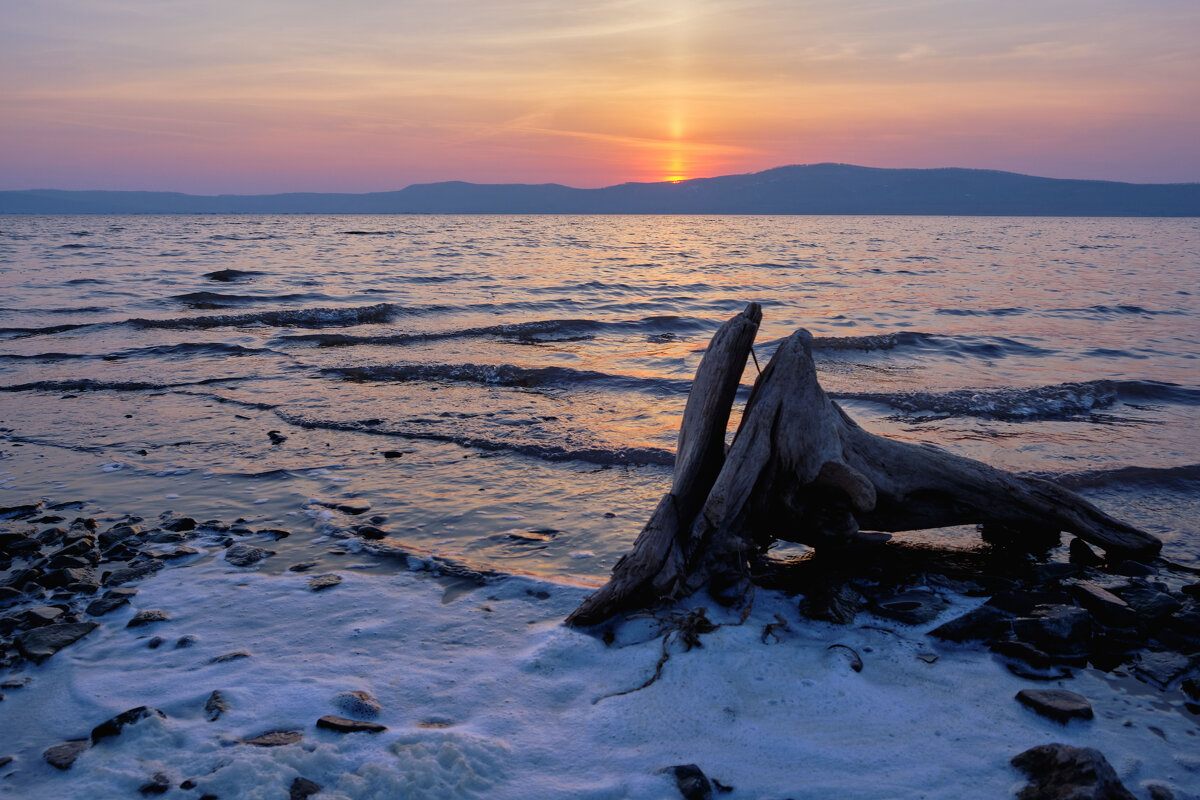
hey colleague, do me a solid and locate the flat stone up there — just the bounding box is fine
[242,730,302,747]
[1016,689,1094,723]
[1011,743,1135,800]
[290,777,323,800]
[16,621,97,662]
[91,706,166,743]
[86,588,136,616]
[929,604,1012,642]
[309,574,342,591]
[225,544,272,567]
[210,650,251,664]
[316,715,387,733]
[1068,538,1104,567]
[147,531,187,544]
[205,690,230,721]
[333,690,382,719]
[42,739,89,770]
[37,566,95,590]
[26,606,65,626]
[103,559,164,586]
[1116,584,1182,622]
[160,546,201,560]
[127,609,169,627]
[1012,605,1092,656]
[99,523,140,549]
[1132,651,1194,689]
[288,562,319,572]
[1068,581,1137,627]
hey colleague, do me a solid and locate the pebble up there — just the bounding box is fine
[42,739,89,771]
[127,609,170,627]
[225,544,272,567]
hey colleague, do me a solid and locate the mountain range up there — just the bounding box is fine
[2,163,1198,216]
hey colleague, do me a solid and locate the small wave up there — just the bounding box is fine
[1,379,170,393]
[835,379,1200,421]
[1048,305,1185,317]
[0,322,92,339]
[209,234,280,241]
[58,243,89,249]
[0,342,280,364]
[169,291,330,308]
[811,332,935,352]
[934,307,1028,317]
[1051,463,1200,490]
[204,268,265,282]
[323,362,692,394]
[65,278,107,285]
[341,230,392,236]
[130,302,398,330]
[274,411,674,467]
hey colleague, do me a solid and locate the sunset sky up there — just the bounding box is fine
[2,0,1198,193]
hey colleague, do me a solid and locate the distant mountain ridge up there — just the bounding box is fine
[3,163,1199,216]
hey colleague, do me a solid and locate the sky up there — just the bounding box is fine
[2,0,1198,193]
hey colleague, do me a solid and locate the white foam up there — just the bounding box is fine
[1,560,1196,799]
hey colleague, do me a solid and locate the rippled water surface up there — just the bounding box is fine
[2,214,1198,575]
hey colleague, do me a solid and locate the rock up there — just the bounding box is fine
[204,690,231,721]
[138,772,171,795]
[309,574,342,591]
[288,562,319,572]
[872,590,947,625]
[929,604,1012,642]
[0,501,44,519]
[1146,785,1176,800]
[37,566,96,590]
[42,739,89,770]
[1011,743,1135,800]
[335,499,371,515]
[25,606,65,626]
[661,764,713,800]
[333,690,382,719]
[1116,584,1182,622]
[316,715,387,733]
[99,523,140,549]
[16,622,97,662]
[242,730,302,747]
[382,450,403,459]
[1132,651,1194,689]
[290,777,323,800]
[802,583,864,624]
[1016,689,1094,723]
[256,528,291,541]
[175,635,197,648]
[103,559,164,586]
[267,430,288,444]
[86,588,137,616]
[354,525,387,540]
[148,531,187,544]
[1068,582,1137,627]
[1068,538,1104,567]
[147,636,164,649]
[0,755,13,769]
[1114,560,1155,578]
[91,706,166,743]
[225,544,271,567]
[1012,605,1092,656]
[127,609,170,627]
[161,546,201,560]
[163,517,196,532]
[1005,661,1074,682]
[209,650,251,664]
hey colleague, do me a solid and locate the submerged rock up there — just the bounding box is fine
[42,739,89,770]
[204,690,231,721]
[316,714,387,733]
[308,574,342,591]
[225,544,272,567]
[138,772,171,795]
[103,559,164,586]
[91,706,166,743]
[660,764,714,800]
[290,777,323,800]
[242,730,302,747]
[86,588,137,616]
[1016,689,1094,723]
[333,690,382,719]
[1011,743,1135,800]
[16,621,97,662]
[127,609,170,627]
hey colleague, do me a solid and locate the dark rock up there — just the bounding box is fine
[127,609,169,627]
[291,777,323,800]
[1132,651,1194,689]
[86,588,137,616]
[802,583,864,624]
[288,562,319,573]
[160,546,201,560]
[661,764,713,800]
[1016,689,1094,723]
[1146,785,1176,800]
[988,590,1073,617]
[316,715,387,733]
[16,621,97,662]
[354,525,387,540]
[334,499,370,515]
[1068,581,1137,627]
[225,544,271,567]
[138,772,171,795]
[175,635,197,648]
[1069,538,1104,567]
[1116,584,1182,622]
[1004,660,1074,682]
[256,529,291,541]
[38,566,96,590]
[267,430,288,444]
[1113,560,1155,578]
[204,690,230,721]
[91,706,166,743]
[1032,563,1082,583]
[180,780,197,790]
[210,650,251,664]
[147,636,164,649]
[2,567,42,590]
[99,523,140,549]
[242,730,302,747]
[382,450,403,459]
[1012,605,1092,656]
[333,690,382,719]
[24,606,65,627]
[309,574,342,592]
[873,591,947,625]
[0,755,13,769]
[147,531,187,544]
[42,739,89,770]
[1011,743,1135,800]
[929,604,1012,642]
[164,517,196,532]
[1182,583,1200,599]
[0,502,44,519]
[103,559,164,586]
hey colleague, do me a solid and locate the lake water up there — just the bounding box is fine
[2,214,1198,576]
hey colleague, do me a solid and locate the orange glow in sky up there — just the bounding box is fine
[1,1,1198,192]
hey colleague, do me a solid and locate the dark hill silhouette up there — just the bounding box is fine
[3,164,1198,215]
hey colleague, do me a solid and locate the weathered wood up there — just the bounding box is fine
[567,319,1162,627]
[565,303,761,626]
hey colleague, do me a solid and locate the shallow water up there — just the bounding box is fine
[1,214,1198,575]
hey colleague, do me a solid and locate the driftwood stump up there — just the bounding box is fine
[566,305,1161,627]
